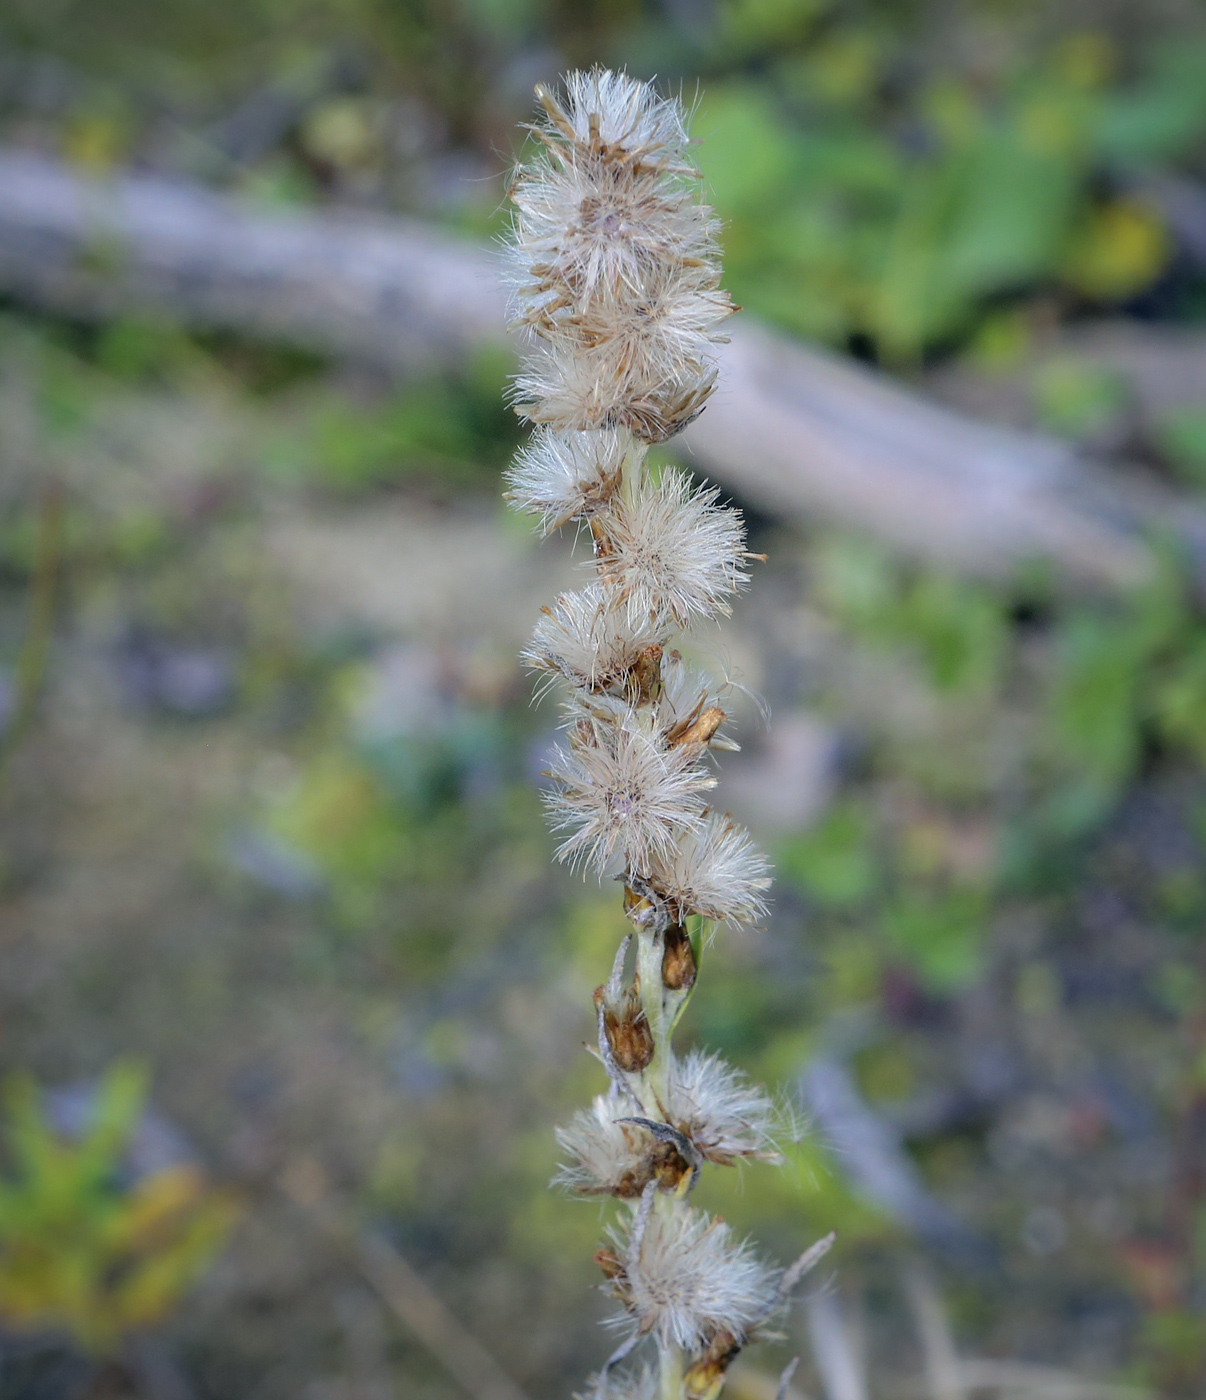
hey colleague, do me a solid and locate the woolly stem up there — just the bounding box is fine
[636,927,672,1106]
[659,1342,685,1400]
[620,433,650,510]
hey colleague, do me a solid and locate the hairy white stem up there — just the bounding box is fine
[659,1342,685,1400]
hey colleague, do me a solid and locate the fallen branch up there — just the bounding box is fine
[0,148,1202,591]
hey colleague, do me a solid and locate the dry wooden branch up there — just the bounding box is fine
[0,147,1201,591]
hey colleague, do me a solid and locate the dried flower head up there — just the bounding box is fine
[605,1204,780,1354]
[510,345,720,443]
[570,654,732,755]
[524,584,669,696]
[555,1094,692,1197]
[506,427,631,535]
[594,470,749,626]
[507,69,713,301]
[668,1050,784,1166]
[506,68,734,442]
[645,812,771,929]
[544,720,714,874]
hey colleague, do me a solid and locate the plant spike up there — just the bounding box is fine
[504,69,830,1400]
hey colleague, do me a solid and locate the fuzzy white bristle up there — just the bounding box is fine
[510,343,718,443]
[561,652,730,748]
[668,1049,784,1165]
[554,1094,651,1196]
[514,269,731,411]
[506,68,732,444]
[505,427,631,535]
[546,68,689,162]
[607,1204,780,1353]
[646,811,771,928]
[595,470,749,626]
[656,652,721,728]
[523,583,669,694]
[544,720,714,874]
[580,1365,658,1400]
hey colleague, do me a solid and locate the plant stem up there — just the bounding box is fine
[659,1340,684,1400]
[636,926,671,1106]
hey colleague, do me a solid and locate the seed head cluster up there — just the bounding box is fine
[504,69,830,1400]
[505,68,735,443]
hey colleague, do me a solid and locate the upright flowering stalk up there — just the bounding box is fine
[504,71,831,1400]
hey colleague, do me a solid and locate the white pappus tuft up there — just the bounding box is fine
[505,427,631,535]
[523,583,669,695]
[554,1093,692,1197]
[544,720,715,875]
[606,1204,780,1354]
[668,1049,785,1166]
[505,68,733,444]
[594,469,749,626]
[645,811,771,929]
[579,1365,658,1400]
[510,344,719,444]
[562,651,734,753]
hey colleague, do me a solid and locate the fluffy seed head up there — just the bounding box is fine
[554,1094,691,1197]
[544,720,715,874]
[606,1205,780,1353]
[568,651,732,752]
[645,812,771,929]
[507,69,719,310]
[511,343,718,443]
[654,651,737,750]
[505,427,630,535]
[506,69,733,443]
[667,1050,784,1166]
[595,470,749,626]
[579,1366,658,1400]
[523,583,670,695]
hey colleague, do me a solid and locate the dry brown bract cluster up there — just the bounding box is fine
[504,69,831,1400]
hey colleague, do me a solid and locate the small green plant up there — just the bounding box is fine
[0,1060,238,1356]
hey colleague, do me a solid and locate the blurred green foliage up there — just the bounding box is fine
[697,33,1201,360]
[269,350,519,493]
[776,535,1206,992]
[0,1062,237,1356]
[1155,408,1206,489]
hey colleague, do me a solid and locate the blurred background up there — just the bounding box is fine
[0,0,1205,1397]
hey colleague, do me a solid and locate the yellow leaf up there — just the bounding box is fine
[1065,198,1169,300]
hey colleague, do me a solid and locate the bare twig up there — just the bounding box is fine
[357,1233,532,1400]
[780,1233,837,1298]
[892,1359,1150,1400]
[900,1259,964,1400]
[725,1360,813,1400]
[776,1357,802,1400]
[804,1291,867,1400]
